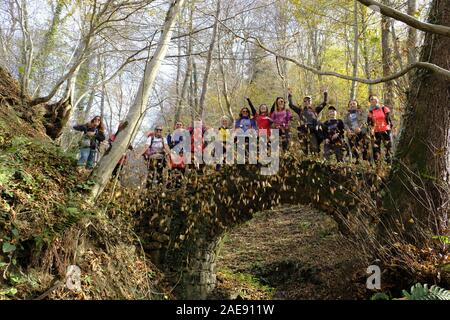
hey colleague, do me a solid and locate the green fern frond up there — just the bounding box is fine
[402,283,450,300]
[371,292,390,300]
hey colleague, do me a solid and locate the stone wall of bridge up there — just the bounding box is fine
[134,157,383,299]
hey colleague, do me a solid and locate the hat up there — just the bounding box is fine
[303,96,312,100]
[328,106,337,111]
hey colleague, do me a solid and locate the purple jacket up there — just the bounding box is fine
[271,110,292,129]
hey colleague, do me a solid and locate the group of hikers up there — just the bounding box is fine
[73,89,394,186]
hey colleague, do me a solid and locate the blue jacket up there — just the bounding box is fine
[235,117,257,132]
[166,133,184,149]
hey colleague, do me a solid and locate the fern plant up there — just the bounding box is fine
[402,283,450,300]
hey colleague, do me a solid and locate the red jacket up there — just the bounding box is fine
[109,134,133,165]
[254,114,273,136]
[368,106,391,133]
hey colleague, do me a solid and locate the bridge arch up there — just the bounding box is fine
[133,156,382,299]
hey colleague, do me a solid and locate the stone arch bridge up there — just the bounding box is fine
[131,155,382,299]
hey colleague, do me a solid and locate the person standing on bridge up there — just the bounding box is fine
[167,121,185,149]
[367,94,393,163]
[143,126,170,186]
[188,120,208,173]
[235,107,258,163]
[288,87,328,156]
[270,96,292,151]
[167,121,187,176]
[245,97,273,137]
[234,107,258,133]
[323,106,345,162]
[344,100,369,163]
[216,116,231,170]
[245,97,273,157]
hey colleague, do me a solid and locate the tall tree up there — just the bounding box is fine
[380,0,450,245]
[406,0,418,83]
[32,0,65,98]
[381,0,395,108]
[16,0,33,100]
[198,0,220,119]
[350,0,360,100]
[88,0,186,201]
[216,26,234,121]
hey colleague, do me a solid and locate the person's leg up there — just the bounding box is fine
[358,133,369,161]
[146,159,155,188]
[350,135,359,160]
[311,132,319,155]
[302,134,309,155]
[156,158,165,184]
[335,143,344,162]
[373,132,382,162]
[86,149,97,169]
[383,131,392,162]
[173,168,181,188]
[283,130,289,151]
[77,148,90,167]
[298,127,308,155]
[324,142,331,160]
[112,163,120,178]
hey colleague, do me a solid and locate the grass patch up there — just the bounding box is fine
[216,267,275,299]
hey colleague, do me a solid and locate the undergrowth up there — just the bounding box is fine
[0,98,167,300]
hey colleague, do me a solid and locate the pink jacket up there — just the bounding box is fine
[271,110,292,129]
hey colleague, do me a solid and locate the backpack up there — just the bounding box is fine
[369,106,389,125]
[79,129,97,148]
[144,136,166,159]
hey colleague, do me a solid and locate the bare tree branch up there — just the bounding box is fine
[356,0,450,37]
[220,23,450,84]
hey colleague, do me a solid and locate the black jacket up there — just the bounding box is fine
[288,92,328,127]
[322,119,345,143]
[73,124,105,149]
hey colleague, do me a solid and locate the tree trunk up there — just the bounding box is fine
[33,0,64,99]
[361,6,374,96]
[174,18,183,125]
[88,0,186,201]
[174,3,194,124]
[380,0,450,245]
[217,27,234,121]
[390,23,408,106]
[350,0,359,100]
[407,0,418,84]
[42,96,72,140]
[198,0,220,120]
[175,58,192,124]
[193,61,199,117]
[381,0,395,108]
[17,0,33,100]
